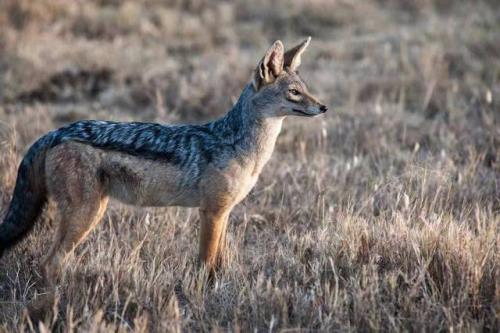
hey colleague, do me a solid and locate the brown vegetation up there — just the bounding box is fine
[0,0,498,331]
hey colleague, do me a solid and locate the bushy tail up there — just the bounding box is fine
[0,135,54,258]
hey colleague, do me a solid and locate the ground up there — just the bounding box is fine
[0,0,498,331]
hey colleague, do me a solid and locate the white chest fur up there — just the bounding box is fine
[251,118,283,176]
[236,118,283,202]
[200,117,284,208]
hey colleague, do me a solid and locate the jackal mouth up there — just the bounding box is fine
[292,108,316,116]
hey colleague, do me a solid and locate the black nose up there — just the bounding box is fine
[320,105,328,113]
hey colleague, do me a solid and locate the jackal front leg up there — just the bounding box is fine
[198,206,230,274]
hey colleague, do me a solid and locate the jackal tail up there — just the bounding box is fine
[0,134,55,258]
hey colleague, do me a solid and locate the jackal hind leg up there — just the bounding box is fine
[42,143,109,286]
[42,195,109,286]
[28,193,107,322]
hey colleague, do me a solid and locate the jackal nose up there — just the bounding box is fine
[320,105,328,113]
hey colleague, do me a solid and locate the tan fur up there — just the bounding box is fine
[28,39,325,283]
[41,117,283,280]
[195,120,284,273]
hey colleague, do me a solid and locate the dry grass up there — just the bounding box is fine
[0,0,499,331]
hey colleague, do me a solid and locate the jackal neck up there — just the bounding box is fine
[209,84,284,155]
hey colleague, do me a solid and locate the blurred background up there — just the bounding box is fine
[0,0,498,331]
[0,0,499,170]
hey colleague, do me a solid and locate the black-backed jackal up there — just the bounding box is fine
[0,38,327,282]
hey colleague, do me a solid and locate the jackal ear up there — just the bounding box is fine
[253,40,284,90]
[284,37,311,72]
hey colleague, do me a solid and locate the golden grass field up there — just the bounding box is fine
[0,0,498,331]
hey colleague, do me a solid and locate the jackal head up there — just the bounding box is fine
[251,37,327,117]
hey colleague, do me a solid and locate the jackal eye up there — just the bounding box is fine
[289,89,300,96]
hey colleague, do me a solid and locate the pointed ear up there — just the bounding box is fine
[252,40,284,90]
[284,37,311,71]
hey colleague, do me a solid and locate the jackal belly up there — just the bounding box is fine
[46,142,201,208]
[101,152,201,207]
